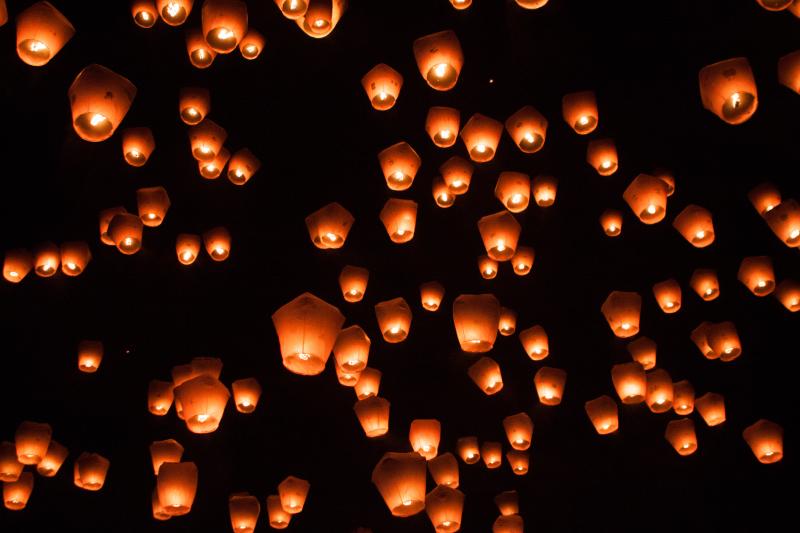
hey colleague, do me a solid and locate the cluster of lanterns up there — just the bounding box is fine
[3,241,92,283]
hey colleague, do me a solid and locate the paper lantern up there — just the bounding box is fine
[3,249,33,283]
[748,182,781,216]
[673,205,715,247]
[189,120,227,161]
[239,29,264,59]
[652,278,681,313]
[202,0,248,53]
[452,294,500,352]
[690,268,720,301]
[778,50,800,93]
[666,380,693,416]
[354,396,390,437]
[274,0,307,19]
[121,127,155,167]
[74,452,110,491]
[432,176,456,208]
[645,369,673,413]
[339,265,369,303]
[478,255,499,280]
[335,363,360,387]
[152,488,172,521]
[296,0,346,38]
[334,325,370,372]
[136,186,170,227]
[736,256,775,296]
[699,57,757,124]
[150,439,184,475]
[506,450,529,475]
[3,471,32,511]
[375,297,412,343]
[278,476,309,514]
[354,367,381,399]
[627,336,656,370]
[148,379,174,415]
[174,375,230,433]
[519,324,548,360]
[467,357,503,395]
[587,138,618,176]
[200,149,230,179]
[611,362,646,404]
[15,2,75,66]
[692,392,726,427]
[77,340,103,373]
[450,0,472,9]
[491,492,517,519]
[413,30,463,91]
[505,105,547,153]
[179,87,210,125]
[410,419,441,460]
[175,234,201,265]
[584,395,618,435]
[425,486,464,532]
[267,494,292,528]
[601,291,641,338]
[478,211,521,261]
[229,493,260,533]
[157,461,197,515]
[652,168,676,196]
[498,307,517,336]
[665,419,697,456]
[132,1,158,28]
[190,357,224,379]
[690,322,716,360]
[204,226,231,261]
[599,209,622,237]
[707,321,741,362]
[158,0,193,25]
[460,113,503,162]
[503,413,533,450]
[305,202,354,249]
[510,246,534,276]
[232,378,261,413]
[494,515,524,533]
[57,243,90,282]
[775,279,800,311]
[516,0,548,7]
[456,437,480,464]
[0,442,23,482]
[380,199,418,243]
[108,213,143,255]
[481,442,502,469]
[426,107,460,147]
[440,156,473,195]
[362,64,403,111]
[495,172,530,213]
[186,27,216,67]
[427,453,459,488]
[15,421,51,465]
[33,439,66,478]
[764,199,800,247]
[33,242,59,277]
[532,175,558,207]
[623,174,668,224]
[534,366,566,406]
[743,420,784,464]
[420,281,445,311]
[69,65,136,142]
[227,148,260,185]
[562,90,598,134]
[757,0,793,9]
[378,143,420,191]
[371,452,426,516]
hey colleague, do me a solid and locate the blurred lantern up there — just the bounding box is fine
[227,148,260,185]
[775,279,800,311]
[339,265,369,303]
[460,113,503,162]
[362,64,403,111]
[672,380,695,415]
[532,175,558,207]
[334,325,370,372]
[495,172,530,213]
[519,324,548,360]
[695,392,726,426]
[690,268,720,301]
[179,87,210,125]
[601,291,641,338]
[355,367,381,399]
[191,356,223,379]
[778,50,800,93]
[378,143,420,191]
[748,182,781,217]
[426,486,464,531]
[16,1,75,66]
[516,0,548,7]
[433,176,456,208]
[690,322,716,359]
[756,0,793,9]
[3,249,33,283]
[3,471,32,511]
[375,297,412,343]
[0,0,5,25]
[673,205,715,247]
[305,202,354,249]
[498,307,517,336]
[157,0,193,25]
[200,149,228,177]
[450,0,472,8]
[623,174,668,224]
[652,278,681,313]
[380,199,418,243]
[371,452,426,516]
[506,450,529,475]
[122,127,155,166]
[652,168,675,196]
[37,440,67,477]
[267,494,292,529]
[645,369,673,413]
[58,243,90,282]
[137,186,171,227]
[202,0,248,53]
[203,226,231,261]
[584,395,619,435]
[599,209,623,237]
[69,65,136,142]
[272,292,344,375]
[743,420,784,464]
[426,107,460,147]
[478,255,499,280]
[148,379,174,415]
[428,453,459,488]
[78,340,103,373]
[410,419,441,460]
[15,421,51,465]
[132,1,158,28]
[74,452,110,491]
[611,362,646,404]
[354,396,390,437]
[174,375,230,433]
[452,294,500,352]
[503,413,533,450]
[33,242,59,277]
[150,439,184,475]
[510,246,534,276]
[495,491,518,516]
[274,0,307,19]
[440,156,473,195]
[296,0,346,38]
[707,321,741,361]
[229,493,260,533]
[481,442,502,469]
[239,29,264,59]
[278,476,310,514]
[494,515,524,533]
[562,90,598,134]
[505,105,547,153]
[186,28,216,67]
[738,256,775,296]
[152,488,172,521]
[335,363,360,387]
[157,462,198,515]
[420,281,445,311]
[176,234,202,265]
[413,30,463,91]
[587,138,618,176]
[232,378,261,413]
[456,437,480,464]
[189,119,227,161]
[468,357,503,395]
[478,211,521,261]
[699,57,758,124]
[665,419,697,456]
[534,366,566,405]
[0,442,23,482]
[764,199,800,247]
[627,336,656,370]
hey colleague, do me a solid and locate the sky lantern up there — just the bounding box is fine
[375,297,412,342]
[481,442,502,469]
[229,493,260,533]
[652,168,675,196]
[33,242,59,277]
[690,322,716,359]
[186,27,216,67]
[378,143,421,191]
[354,396,390,437]
[452,294,500,352]
[15,421,51,465]
[494,515,524,533]
[584,395,618,435]
[420,281,445,311]
[149,439,184,475]
[232,378,261,413]
[203,226,231,260]
[334,325,370,372]
[611,362,646,404]
[495,491,518,516]
[778,50,800,93]
[148,379,174,415]
[174,375,230,433]
[296,0,346,38]
[747,182,781,216]
[227,148,260,185]
[665,419,697,456]
[478,255,499,279]
[426,106,460,147]
[362,64,403,110]
[460,113,503,162]
[673,380,695,415]
[339,265,369,303]
[599,209,623,237]
[428,452,459,488]
[743,420,783,464]
[623,174,668,224]
[371,451,427,516]
[652,278,681,313]
[179,87,210,125]
[510,246,534,276]
[74,452,110,491]
[36,440,68,477]
[450,0,472,9]
[272,292,345,375]
[764,199,800,247]
[645,369,673,413]
[380,199,418,243]
[531,175,558,207]
[627,336,656,370]
[516,0,549,8]
[468,357,503,395]
[69,65,136,142]
[59,241,92,277]
[202,0,248,53]
[278,477,310,515]
[587,138,618,176]
[413,30,463,91]
[267,494,292,529]
[601,291,641,338]
[505,105,547,153]
[189,119,227,161]
[274,0,307,19]
[519,324,549,360]
[77,340,103,373]
[425,485,464,531]
[152,488,172,521]
[775,279,800,312]
[0,442,23,482]
[305,202,354,249]
[355,367,381,399]
[503,412,533,450]
[190,356,224,379]
[690,268,720,301]
[495,172,531,213]
[3,471,32,511]
[335,363,360,387]
[122,127,155,166]
[535,367,566,405]
[3,249,33,283]
[699,57,758,124]
[176,234,201,265]
[15,1,75,66]
[498,307,517,336]
[157,0,193,25]
[410,419,441,460]
[132,1,158,28]
[432,176,455,208]
[673,205,715,247]
[157,461,198,515]
[456,437,480,464]
[137,186,170,227]
[756,0,793,9]
[478,211,521,261]
[440,156,473,195]
[199,147,230,178]
[562,90,598,134]
[706,321,741,362]
[695,392,725,426]
[506,450,529,475]
[737,256,775,296]
[239,29,264,59]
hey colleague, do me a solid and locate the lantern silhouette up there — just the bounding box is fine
[748,182,781,216]
[202,0,248,53]
[481,442,502,469]
[239,29,264,59]
[468,357,503,395]
[204,226,231,261]
[665,419,697,456]
[77,340,103,373]
[174,375,230,433]
[433,176,455,208]
[673,380,695,415]
[150,439,184,475]
[778,50,800,93]
[122,127,155,166]
[699,57,758,124]
[456,437,480,464]
[37,440,67,477]
[506,450,529,475]
[229,493,260,533]
[3,471,32,511]
[410,419,441,460]
[498,307,517,336]
[189,119,227,161]
[756,0,793,9]
[562,90,598,134]
[695,392,725,426]
[108,213,143,255]
[478,211,521,261]
[267,494,292,528]
[516,0,548,7]
[587,138,618,176]
[503,413,533,450]
[737,256,775,296]
[673,205,715,247]
[157,461,198,515]
[532,175,558,207]
[420,281,445,311]
[278,476,309,514]
[335,363,360,387]
[272,292,345,375]
[296,0,346,38]
[627,336,656,370]
[599,209,623,237]
[375,297,412,343]
[274,0,307,19]
[426,106,460,147]
[15,421,51,465]
[623,174,668,224]
[3,249,33,283]
[653,278,681,313]
[371,451,426,516]
[334,325,370,372]
[690,268,720,301]
[690,322,716,359]
[148,379,174,415]
[707,321,741,362]
[775,279,800,312]
[601,291,641,338]
[450,0,471,8]
[494,515,524,533]
[413,30,463,91]
[354,396,390,437]
[611,362,646,404]
[646,369,673,413]
[379,143,420,191]
[584,395,618,435]
[440,156,473,195]
[478,255,499,280]
[519,324,548,360]
[339,265,369,303]
[228,148,260,185]
[137,186,170,227]
[0,442,23,482]
[764,199,800,247]
[426,486,464,532]
[505,105,547,153]
[158,0,193,25]
[69,65,136,142]
[198,147,229,179]
[186,27,216,67]
[232,378,261,413]
[535,367,566,405]
[179,87,210,125]
[495,172,530,213]
[176,234,201,265]
[16,2,75,66]
[452,294,500,352]
[510,246,534,276]
[355,367,381,399]
[495,491,518,516]
[132,1,158,28]
[428,453,459,488]
[460,113,503,162]
[362,64,403,111]
[305,202,354,249]
[743,420,783,464]
[33,242,59,277]
[74,452,110,490]
[380,199,418,243]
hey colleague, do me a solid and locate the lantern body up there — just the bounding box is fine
[148,379,174,415]
[69,65,136,142]
[584,395,619,435]
[440,156,473,195]
[481,442,502,469]
[519,324,548,360]
[15,421,51,465]
[467,357,504,395]
[779,50,800,93]
[108,214,143,254]
[189,120,227,161]
[174,375,230,433]
[450,0,472,8]
[503,413,533,450]
[227,148,260,185]
[653,278,681,313]
[3,471,33,511]
[665,419,697,456]
[77,340,103,373]
[498,307,517,336]
[378,142,420,191]
[599,209,623,237]
[505,105,547,153]
[33,242,59,277]
[176,234,201,265]
[562,90,598,134]
[534,366,566,405]
[334,325,370,372]
[16,2,75,66]
[506,450,529,475]
[152,488,172,521]
[375,297,412,343]
[775,279,800,312]
[122,127,155,166]
[452,294,500,352]
[150,439,184,475]
[203,226,231,261]
[158,0,194,25]
[532,175,558,207]
[305,202,354,249]
[707,321,741,361]
[201,0,248,53]
[186,27,216,67]
[510,246,534,276]
[672,380,695,415]
[410,419,441,460]
[494,514,524,533]
[653,169,675,196]
[743,420,784,464]
[690,268,720,301]
[380,199,418,242]
[699,57,758,124]
[278,476,309,514]
[432,176,456,208]
[229,493,260,533]
[757,0,793,9]
[371,452,427,516]
[335,363,360,387]
[673,204,715,247]
[3,249,33,283]
[362,64,403,110]
[764,199,800,247]
[239,29,264,59]
[132,1,158,28]
[495,172,530,213]
[516,0,548,8]
[456,437,480,464]
[74,452,110,491]
[747,182,781,216]
[425,486,464,532]
[427,453,459,488]
[460,113,503,162]
[627,336,656,370]
[601,291,641,338]
[0,442,23,482]
[157,462,198,515]
[737,256,775,296]
[35,439,66,477]
[587,138,618,176]
[137,186,170,227]
[179,87,210,125]
[274,0,307,19]
[611,362,646,404]
[426,106,460,147]
[354,367,381,399]
[413,30,463,91]
[198,147,229,178]
[478,211,521,261]
[354,396,390,437]
[690,322,717,359]
[645,369,673,413]
[231,378,261,413]
[296,0,346,39]
[623,174,668,224]
[695,392,726,426]
[478,255,499,279]
[339,265,369,302]
[267,494,292,529]
[420,281,445,311]
[495,491,519,516]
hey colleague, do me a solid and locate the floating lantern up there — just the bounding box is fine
[413,30,463,91]
[645,369,673,413]
[503,413,533,450]
[16,1,75,66]
[354,396,390,437]
[690,322,716,359]
[532,175,558,207]
[737,256,775,296]
[69,65,136,142]
[362,64,403,111]
[190,356,224,379]
[3,471,32,511]
[460,113,503,162]
[420,281,445,311]
[122,127,155,167]
[432,177,455,208]
[673,205,715,247]
[623,174,668,224]
[74,452,110,491]
[3,249,33,283]
[203,226,231,261]
[297,0,346,38]
[748,182,781,216]
[601,291,641,338]
[450,0,472,9]
[0,442,22,482]
[371,452,426,516]
[380,199,418,243]
[176,234,201,265]
[77,340,103,373]
[157,461,197,515]
[498,307,517,336]
[339,265,369,303]
[743,420,783,464]
[494,515,524,533]
[481,442,502,469]
[36,439,67,477]
[137,186,170,227]
[534,367,566,405]
[202,0,248,53]
[355,367,381,399]
[200,147,229,178]
[468,357,503,395]
[174,375,230,433]
[775,279,800,311]
[186,27,216,67]
[764,199,800,247]
[152,488,172,521]
[33,242,59,277]
[267,494,292,529]
[150,439,184,475]
[506,450,529,475]
[278,476,310,514]
[132,1,158,28]
[478,255,499,280]
[426,486,464,531]
[778,50,800,93]
[495,172,531,213]
[440,156,473,195]
[478,211,521,261]
[15,421,51,465]
[665,419,697,456]
[587,138,618,176]
[668,380,695,416]
[516,0,548,8]
[158,0,193,25]
[426,107,460,147]
[599,209,623,237]
[690,268,720,301]
[335,363,360,387]
[510,246,534,276]
[584,395,618,435]
[148,380,174,415]
[652,168,675,196]
[410,419,441,460]
[305,202,354,249]
[229,493,260,533]
[232,378,261,413]
[239,29,264,59]
[562,90,598,134]
[611,362,646,404]
[227,148,260,185]
[695,392,725,426]
[627,336,656,370]
[378,143,420,191]
[189,119,227,161]
[452,294,500,352]
[706,321,741,362]
[519,324,548,360]
[334,325,370,372]
[274,0,307,19]
[756,0,793,9]
[427,453,459,488]
[652,278,681,313]
[179,87,210,125]
[699,57,758,124]
[375,297,412,343]
[456,437,480,464]
[505,105,547,153]
[272,292,345,375]
[495,492,518,517]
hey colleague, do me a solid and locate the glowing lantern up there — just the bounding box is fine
[652,278,681,313]
[623,174,668,224]
[775,279,800,311]
[494,515,524,533]
[433,176,456,208]
[534,366,566,405]
[204,226,231,261]
[506,450,529,475]
[748,182,781,216]
[498,307,517,336]
[456,437,480,464]
[519,324,548,360]
[440,156,473,195]
[481,442,502,469]
[690,268,719,301]
[68,65,136,142]
[186,27,216,67]
[74,452,110,490]
[274,0,307,19]
[296,0,346,38]
[665,419,697,456]
[779,50,800,94]
[121,127,155,167]
[0,442,22,482]
[199,147,229,178]
[77,340,103,373]
[599,209,623,237]
[136,186,170,227]
[764,199,800,247]
[57,244,90,281]
[410,419,441,460]
[627,336,656,370]
[468,357,504,395]
[757,0,793,9]
[611,362,646,404]
[743,420,783,464]
[15,422,51,465]
[157,462,197,515]
[587,138,618,176]
[510,246,534,276]
[355,367,381,399]
[692,392,726,427]
[362,64,403,111]
[202,0,248,53]
[371,452,426,516]
[239,29,264,59]
[267,494,292,528]
[584,395,618,435]
[191,357,223,379]
[532,175,558,207]
[736,256,774,296]
[189,119,227,161]
[450,0,472,9]
[505,105,547,153]
[645,369,673,413]
[3,249,33,283]
[478,255,499,280]
[232,378,261,413]
[375,297,412,343]
[152,488,172,521]
[34,439,66,478]
[562,90,598,134]
[378,143,420,191]
[503,413,533,450]
[339,265,369,303]
[707,321,741,362]
[427,453,459,488]
[460,113,503,162]
[426,486,464,531]
[15,2,74,66]
[452,294,500,352]
[305,202,354,249]
[158,0,193,25]
[179,87,210,125]
[150,439,184,475]
[601,291,641,338]
[3,471,32,511]
[278,476,309,514]
[132,1,158,28]
[413,30,463,91]
[495,492,518,517]
[229,493,260,533]
[148,379,174,415]
[478,212,521,261]
[673,205,715,247]
[516,0,548,7]
[495,172,530,213]
[174,375,230,433]
[335,363,360,387]
[380,198,418,243]
[354,396,390,437]
[33,242,59,277]
[652,168,675,196]
[690,322,716,359]
[334,326,370,373]
[699,58,758,124]
[227,148,260,185]
[175,234,201,265]
[420,281,445,311]
[426,107,460,147]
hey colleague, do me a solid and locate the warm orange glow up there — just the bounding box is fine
[137,186,170,227]
[149,439,184,475]
[69,65,136,142]
[645,369,673,413]
[227,148,260,185]
[413,30,463,91]
[611,362,646,404]
[775,279,800,312]
[378,142,421,191]
[354,367,381,399]
[296,0,347,39]
[764,199,800,247]
[432,176,456,208]
[354,396,390,437]
[494,514,524,533]
[534,366,566,405]
[148,379,174,415]
[267,494,292,528]
[274,0,307,20]
[665,418,697,456]
[375,297,412,342]
[673,380,695,415]
[505,105,547,153]
[503,412,533,450]
[229,493,260,533]
[690,322,717,360]
[743,419,783,464]
[362,64,403,110]
[506,450,529,475]
[174,375,230,433]
[334,325,370,373]
[239,29,265,59]
[456,436,480,464]
[201,0,248,53]
[737,256,775,296]
[584,395,619,435]
[623,174,669,224]
[478,255,499,280]
[495,172,531,213]
[179,87,210,125]
[516,0,549,7]
[33,242,59,278]
[420,281,445,311]
[481,441,502,469]
[460,113,503,162]
[60,241,91,276]
[599,208,623,237]
[706,321,741,362]
[510,246,534,276]
[122,127,155,166]
[77,340,103,373]
[15,421,52,465]
[519,324,549,360]
[495,490,519,516]
[189,119,227,161]
[452,293,501,352]
[36,440,68,477]
[699,57,758,124]
[176,234,201,265]
[426,106,460,147]
[695,392,726,426]
[673,204,715,247]
[498,307,517,336]
[778,50,800,94]
[587,138,618,176]
[3,249,33,284]
[371,452,427,516]
[478,211,521,261]
[652,278,682,313]
[305,202,354,249]
[562,90,598,134]
[202,226,230,261]
[132,1,158,28]
[440,156,474,195]
[157,461,198,515]
[339,265,369,302]
[74,452,110,491]
[16,1,75,66]
[157,0,193,25]
[426,485,464,531]
[627,336,656,370]
[232,378,262,413]
[3,471,33,511]
[601,291,641,338]
[427,452,459,488]
[0,441,24,482]
[450,0,472,9]
[690,268,720,301]
[409,419,441,460]
[468,356,504,395]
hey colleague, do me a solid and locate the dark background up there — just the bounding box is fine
[0,0,797,531]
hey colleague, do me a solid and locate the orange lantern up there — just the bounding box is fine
[132,1,158,28]
[339,265,369,303]
[334,325,370,372]
[665,419,697,456]
[148,379,174,415]
[707,321,741,362]
[468,356,503,395]
[137,186,170,227]
[305,202,354,249]
[186,27,216,67]
[519,324,548,360]
[652,278,681,313]
[690,322,716,360]
[3,249,33,283]
[229,493,260,533]
[764,199,800,247]
[108,213,143,255]
[440,156,473,195]
[587,138,618,176]
[562,90,598,134]
[69,65,136,142]
[413,30,463,91]
[200,150,230,179]
[743,419,784,464]
[0,442,22,482]
[227,148,260,185]
[599,208,623,237]
[232,378,261,413]
[3,471,33,511]
[494,515,524,533]
[611,362,646,404]
[695,392,726,426]
[510,246,534,276]
[189,120,227,161]
[157,461,197,515]
[239,29,264,59]
[33,242,59,277]
[202,0,248,53]
[371,452,426,516]
[61,241,91,276]
[179,87,210,125]
[478,255,499,280]
[652,168,676,196]
[35,439,67,477]
[672,380,695,415]
[375,297,412,343]
[425,486,464,531]
[460,113,503,162]
[152,488,172,521]
[432,176,456,208]
[176,234,201,265]
[335,363,360,387]
[354,396,390,438]
[478,211,521,261]
[267,494,292,529]
[516,0,548,7]
[15,421,51,465]
[426,106,460,147]
[427,452,459,488]
[690,268,720,301]
[157,0,194,25]
[627,336,656,370]
[274,0,307,19]
[452,294,500,352]
[503,412,533,450]
[420,281,445,311]
[775,279,800,312]
[699,57,758,124]
[380,198,418,243]
[495,172,530,213]
[673,205,715,247]
[77,340,103,373]
[272,292,345,375]
[362,64,403,111]
[757,0,793,9]
[74,452,110,491]
[174,375,230,433]
[505,105,547,153]
[748,182,781,216]
[16,1,75,66]
[378,143,420,191]
[623,174,668,224]
[296,0,346,38]
[354,367,381,399]
[534,366,566,406]
[779,50,800,93]
[584,395,618,435]
[498,307,517,336]
[203,226,231,261]
[532,175,558,207]
[737,256,775,296]
[121,127,155,167]
[481,441,502,469]
[149,439,184,475]
[278,476,309,514]
[601,291,641,338]
[495,491,518,516]
[450,0,472,8]
[190,356,224,379]
[410,419,441,460]
[645,369,673,413]
[456,437,480,464]
[506,450,529,475]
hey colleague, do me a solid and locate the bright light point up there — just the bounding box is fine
[646,204,657,215]
[485,268,494,275]
[533,348,541,354]
[214,246,224,255]
[89,114,106,127]
[790,229,800,239]
[496,240,506,252]
[601,160,612,169]
[608,224,617,232]
[452,179,462,187]
[29,40,47,52]
[601,423,610,430]
[422,445,431,452]
[245,45,256,54]
[516,264,527,271]
[141,12,150,21]
[325,232,337,241]
[730,92,741,108]
[757,280,766,288]
[523,132,534,143]
[240,400,250,407]
[765,451,774,457]
[235,169,244,178]
[475,143,487,153]
[200,146,210,154]
[680,405,688,410]
[167,2,180,17]
[313,18,326,28]
[187,108,198,117]
[182,252,192,261]
[66,262,76,270]
[695,230,706,239]
[393,171,405,181]
[656,397,665,405]
[765,204,774,212]
[578,115,589,126]
[9,271,18,278]
[433,63,448,78]
[440,193,449,202]
[467,452,475,459]
[147,213,156,220]
[298,353,311,361]
[724,347,734,354]
[666,301,675,308]
[621,322,631,330]
[396,229,406,236]
[217,28,234,40]
[543,391,554,400]
[402,500,412,506]
[197,50,207,59]
[196,414,209,422]
[510,193,523,205]
[440,129,451,139]
[349,289,358,295]
[442,521,452,527]
[123,238,133,246]
[378,91,387,100]
[682,443,690,449]
[515,438,524,444]
[705,288,714,296]
[390,326,400,334]
[206,164,216,172]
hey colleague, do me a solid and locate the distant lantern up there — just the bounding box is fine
[199,147,229,178]
[426,486,464,532]
[371,452,426,516]
[510,246,534,276]
[468,357,504,395]
[174,375,230,433]
[229,493,260,533]
[498,307,517,336]
[516,0,548,8]
[69,65,136,142]
[339,265,369,303]
[481,441,502,469]
[601,291,641,338]
[239,29,264,59]
[16,1,75,66]
[148,379,174,415]
[272,292,344,375]
[15,421,51,465]
[695,392,726,427]
[227,148,260,185]
[132,1,158,28]
[33,242,59,277]
[335,363,360,387]
[748,182,781,216]
[355,367,381,399]
[690,322,716,359]
[495,172,531,213]
[611,362,646,404]
[77,340,103,373]
[757,0,793,9]
[764,199,800,247]
[410,419,441,460]
[440,156,474,195]
[3,249,33,283]
[362,64,403,111]
[274,0,307,19]
[378,143,421,191]
[494,515,524,533]
[354,396,390,437]
[428,452,459,488]
[778,50,800,93]
[0,442,23,482]
[186,27,216,67]
[278,476,310,514]
[122,127,155,166]
[584,395,619,435]
[137,186,170,227]
[743,420,784,464]
[534,366,566,405]
[450,0,472,8]
[505,105,547,153]
[334,325,370,372]
[413,30,463,91]
[179,87,210,125]
[296,0,347,38]
[775,279,800,312]
[707,321,741,362]
[3,471,32,511]
[665,419,697,456]
[652,168,675,196]
[203,226,231,261]
[267,494,292,529]
[478,211,521,261]
[191,356,224,379]
[456,437,480,464]
[646,369,673,413]
[433,177,456,208]
[532,175,558,207]
[652,278,681,313]
[623,174,668,224]
[176,234,201,265]
[673,205,715,247]
[305,202,354,249]
[503,413,533,451]
[158,0,193,25]
[426,107,460,147]
[149,439,184,475]
[189,119,227,161]
[519,324,548,360]
[375,297,412,343]
[699,57,758,124]
[74,452,110,491]
[562,90,598,134]
[232,378,261,413]
[452,294,500,352]
[666,381,693,417]
[478,255,499,280]
[690,268,720,301]
[157,461,198,515]
[460,113,503,162]
[737,256,775,296]
[202,0,248,53]
[599,208,623,237]
[420,281,445,311]
[506,450,529,475]
[37,440,67,477]
[587,138,618,176]
[627,336,656,370]
[380,199,418,243]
